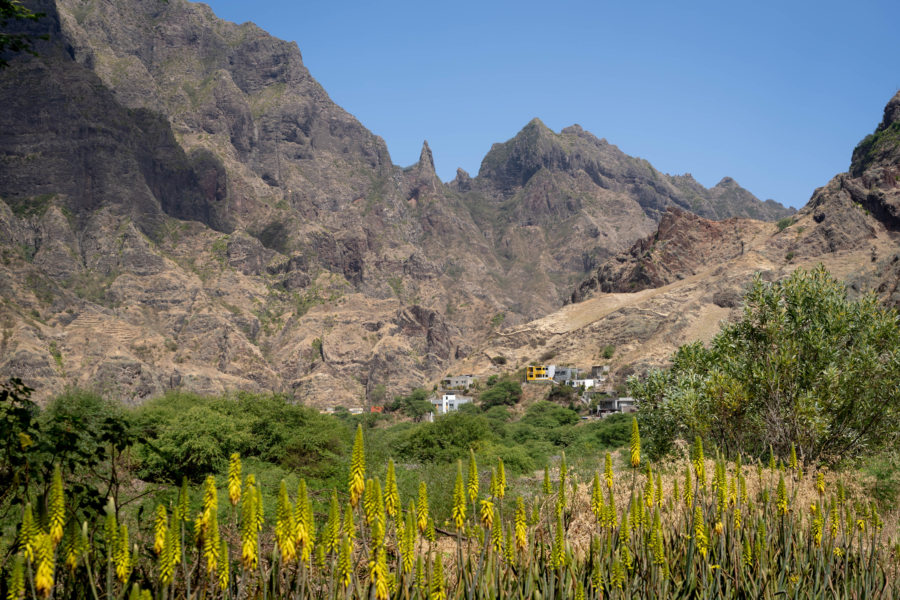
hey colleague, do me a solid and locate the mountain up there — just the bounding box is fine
[454,91,900,388]
[0,0,794,404]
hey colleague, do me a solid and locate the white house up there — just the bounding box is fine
[564,378,597,390]
[430,393,472,415]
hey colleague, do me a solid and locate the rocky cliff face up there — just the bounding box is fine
[0,0,798,405]
[456,91,900,390]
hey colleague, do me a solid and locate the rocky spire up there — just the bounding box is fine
[418,140,436,175]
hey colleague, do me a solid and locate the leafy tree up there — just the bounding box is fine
[390,388,432,421]
[631,266,900,464]
[479,379,522,408]
[0,381,142,521]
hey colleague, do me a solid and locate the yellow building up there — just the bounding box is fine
[526,365,553,381]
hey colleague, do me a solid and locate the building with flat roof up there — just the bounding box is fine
[441,375,475,389]
[526,365,556,381]
[430,394,473,415]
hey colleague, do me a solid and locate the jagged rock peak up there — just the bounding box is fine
[879,90,900,131]
[451,167,472,191]
[418,140,436,173]
[714,177,739,188]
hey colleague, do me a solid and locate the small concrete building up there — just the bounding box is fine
[565,378,597,390]
[441,375,475,389]
[553,367,580,383]
[594,396,637,414]
[430,394,473,415]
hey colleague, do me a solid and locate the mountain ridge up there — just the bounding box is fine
[0,0,824,406]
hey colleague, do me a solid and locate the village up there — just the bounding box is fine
[424,364,636,420]
[321,363,636,419]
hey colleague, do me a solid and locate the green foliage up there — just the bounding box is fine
[479,379,522,408]
[490,312,506,328]
[132,392,349,486]
[632,266,900,464]
[0,382,140,522]
[394,412,492,463]
[546,384,577,404]
[601,344,616,359]
[776,217,794,232]
[389,388,432,421]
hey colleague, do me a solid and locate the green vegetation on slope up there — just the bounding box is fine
[631,265,900,464]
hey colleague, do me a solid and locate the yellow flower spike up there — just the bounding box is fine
[684,465,693,508]
[452,462,466,530]
[7,555,25,600]
[490,507,503,555]
[60,522,84,572]
[115,524,132,583]
[479,498,494,529]
[201,476,217,533]
[742,535,753,567]
[402,508,417,573]
[296,478,316,561]
[325,489,342,555]
[338,537,353,589]
[368,477,385,551]
[644,467,654,508]
[48,465,65,546]
[202,508,220,573]
[153,505,167,555]
[467,449,479,504]
[217,538,229,591]
[104,497,118,554]
[776,474,788,515]
[714,521,724,536]
[694,435,706,491]
[812,504,824,547]
[416,481,430,534]
[543,466,552,495]
[240,483,258,570]
[590,472,604,522]
[655,471,663,507]
[430,553,446,600]
[496,458,506,500]
[363,478,376,526]
[385,459,400,519]
[816,472,825,496]
[159,520,177,586]
[343,502,357,542]
[514,496,527,551]
[254,485,264,532]
[734,507,742,530]
[34,533,54,597]
[610,557,625,589]
[276,481,297,562]
[629,417,641,468]
[694,506,708,558]
[503,524,515,563]
[227,453,242,507]
[369,547,390,600]
[789,443,798,471]
[604,452,614,490]
[19,503,38,562]
[349,424,366,508]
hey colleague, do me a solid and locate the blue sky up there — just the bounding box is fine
[205,0,900,208]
